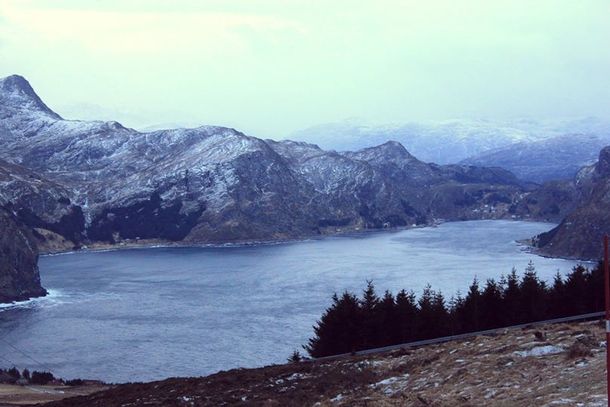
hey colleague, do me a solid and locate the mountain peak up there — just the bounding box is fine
[1,74,37,96]
[357,140,416,160]
[596,146,610,177]
[0,74,62,120]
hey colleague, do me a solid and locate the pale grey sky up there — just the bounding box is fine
[1,0,609,137]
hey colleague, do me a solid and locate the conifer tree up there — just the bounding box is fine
[305,291,361,357]
[479,279,503,329]
[519,261,547,322]
[376,290,397,346]
[548,272,566,318]
[395,289,417,342]
[564,265,589,315]
[460,277,481,332]
[503,268,521,324]
[360,280,380,348]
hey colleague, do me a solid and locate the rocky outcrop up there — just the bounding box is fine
[536,146,610,259]
[0,158,84,251]
[0,207,46,303]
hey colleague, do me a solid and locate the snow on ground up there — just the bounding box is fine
[514,345,565,357]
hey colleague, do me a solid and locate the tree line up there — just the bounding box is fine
[305,261,605,358]
[0,367,56,385]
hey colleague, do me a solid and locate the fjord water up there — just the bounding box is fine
[0,221,583,383]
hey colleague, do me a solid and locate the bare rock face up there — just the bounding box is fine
[0,207,46,303]
[0,158,84,246]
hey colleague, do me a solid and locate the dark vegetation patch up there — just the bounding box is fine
[88,192,204,242]
[306,261,604,357]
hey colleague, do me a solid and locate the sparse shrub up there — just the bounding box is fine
[534,331,546,341]
[567,341,593,359]
[65,378,85,386]
[288,350,302,363]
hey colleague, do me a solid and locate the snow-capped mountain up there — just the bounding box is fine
[289,117,610,165]
[0,74,529,250]
[461,133,610,183]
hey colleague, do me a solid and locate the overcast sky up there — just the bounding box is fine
[1,0,609,137]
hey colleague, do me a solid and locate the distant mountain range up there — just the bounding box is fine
[462,133,610,183]
[291,118,610,183]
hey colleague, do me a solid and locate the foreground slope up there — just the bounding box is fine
[35,320,606,406]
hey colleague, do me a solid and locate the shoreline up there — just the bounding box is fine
[12,218,587,309]
[39,217,558,258]
[39,222,429,257]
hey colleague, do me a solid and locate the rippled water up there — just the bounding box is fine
[0,221,585,382]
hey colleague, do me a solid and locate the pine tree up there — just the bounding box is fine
[359,280,381,348]
[447,293,465,335]
[417,285,446,340]
[479,279,503,329]
[503,268,521,325]
[376,290,397,346]
[460,277,481,332]
[548,272,566,318]
[587,262,605,312]
[431,290,449,337]
[395,289,417,342]
[519,261,547,322]
[564,265,589,315]
[305,291,361,357]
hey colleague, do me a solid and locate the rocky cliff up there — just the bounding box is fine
[535,146,610,259]
[0,207,46,303]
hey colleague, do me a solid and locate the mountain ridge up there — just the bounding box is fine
[0,75,532,250]
[0,74,569,302]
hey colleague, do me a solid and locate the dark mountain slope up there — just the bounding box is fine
[0,75,531,247]
[0,207,46,303]
[535,146,610,259]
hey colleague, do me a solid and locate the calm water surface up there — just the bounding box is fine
[0,221,586,382]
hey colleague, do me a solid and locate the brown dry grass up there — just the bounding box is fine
[33,321,610,406]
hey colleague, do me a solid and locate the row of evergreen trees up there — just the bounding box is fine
[306,261,605,357]
[0,367,55,385]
